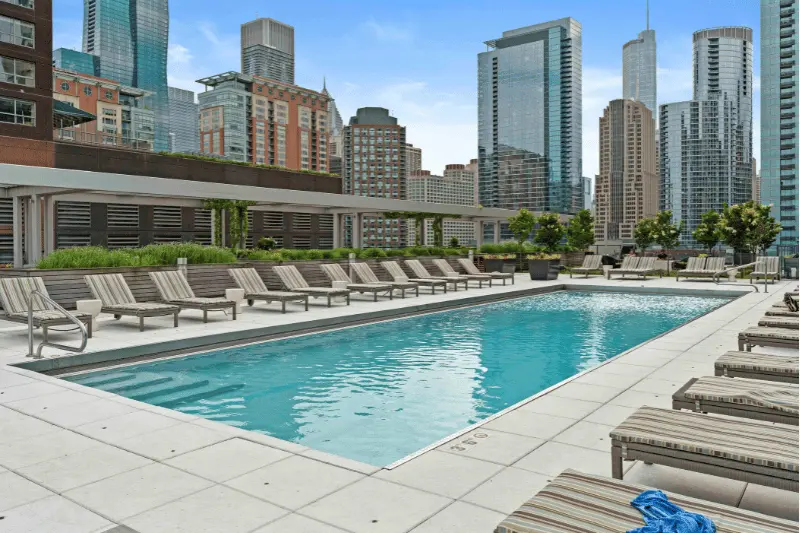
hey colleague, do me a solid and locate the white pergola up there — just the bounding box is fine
[0,163,569,267]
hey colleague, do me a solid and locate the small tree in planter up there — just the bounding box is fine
[507,209,537,271]
[449,236,460,248]
[718,201,781,262]
[693,210,721,254]
[529,213,565,280]
[566,209,595,251]
[633,218,656,257]
[651,210,682,261]
[257,237,277,251]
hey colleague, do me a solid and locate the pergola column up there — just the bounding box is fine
[493,220,501,243]
[42,195,55,255]
[475,221,484,249]
[210,209,217,246]
[332,213,341,249]
[12,196,23,268]
[28,195,42,264]
[352,212,362,248]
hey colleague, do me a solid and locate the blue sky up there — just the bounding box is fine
[53,0,761,179]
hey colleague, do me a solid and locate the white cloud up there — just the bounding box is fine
[168,43,192,64]
[362,19,414,43]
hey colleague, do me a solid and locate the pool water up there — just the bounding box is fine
[66,291,728,466]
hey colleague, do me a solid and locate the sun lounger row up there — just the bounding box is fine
[612,256,662,279]
[676,256,726,281]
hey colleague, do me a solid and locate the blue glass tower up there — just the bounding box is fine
[83,0,169,151]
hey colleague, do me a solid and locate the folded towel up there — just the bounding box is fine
[629,490,715,533]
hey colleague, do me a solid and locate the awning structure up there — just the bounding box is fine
[52,100,97,128]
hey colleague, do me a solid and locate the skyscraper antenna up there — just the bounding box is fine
[646,0,649,30]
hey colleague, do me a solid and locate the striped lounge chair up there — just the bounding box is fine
[611,256,639,277]
[715,351,799,383]
[273,265,350,307]
[738,326,799,352]
[148,271,236,323]
[458,258,514,285]
[758,315,799,329]
[675,256,713,281]
[568,254,603,278]
[0,277,93,340]
[432,259,491,288]
[350,262,419,298]
[495,469,797,533]
[85,273,180,331]
[381,261,447,294]
[228,268,308,313]
[319,263,393,302]
[765,307,798,318]
[672,376,798,425]
[751,256,781,284]
[405,259,468,291]
[610,406,798,491]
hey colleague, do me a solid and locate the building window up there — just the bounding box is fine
[83,86,92,96]
[104,90,113,100]
[0,96,34,125]
[0,55,34,87]
[0,15,34,48]
[256,86,262,92]
[0,0,34,7]
[60,81,69,91]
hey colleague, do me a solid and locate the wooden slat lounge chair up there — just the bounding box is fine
[405,259,468,291]
[494,469,797,533]
[273,265,350,307]
[673,376,798,425]
[751,256,781,284]
[319,263,393,302]
[85,273,180,331]
[765,307,798,318]
[610,406,798,491]
[612,256,662,279]
[675,257,707,281]
[149,271,236,323]
[350,262,419,298]
[568,254,603,278]
[758,316,799,329]
[228,268,308,313]
[432,258,491,288]
[0,277,93,340]
[611,256,639,277]
[458,258,514,285]
[738,326,799,351]
[381,261,447,294]
[715,351,799,383]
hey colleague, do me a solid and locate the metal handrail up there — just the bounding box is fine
[27,290,88,359]
[712,261,766,293]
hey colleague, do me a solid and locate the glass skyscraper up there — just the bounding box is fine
[622,28,656,113]
[167,86,198,154]
[83,0,169,151]
[478,18,582,216]
[761,0,798,254]
[53,48,99,76]
[241,18,294,84]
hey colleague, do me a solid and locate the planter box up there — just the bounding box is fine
[528,259,560,281]
[484,259,517,274]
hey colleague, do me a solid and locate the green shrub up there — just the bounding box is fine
[243,249,283,261]
[256,237,276,250]
[304,249,325,260]
[405,246,430,256]
[138,243,237,265]
[328,248,357,260]
[385,249,407,257]
[37,243,237,269]
[359,248,388,258]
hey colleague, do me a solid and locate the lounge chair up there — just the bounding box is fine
[766,308,799,317]
[85,273,180,331]
[319,263,393,302]
[751,256,781,284]
[675,257,707,281]
[611,256,639,277]
[432,259,491,288]
[672,376,798,425]
[350,262,419,298]
[715,351,799,383]
[494,469,797,533]
[458,258,514,285]
[612,256,662,279]
[148,271,236,322]
[610,406,798,490]
[758,316,799,329]
[228,268,308,313]
[405,259,468,291]
[381,261,447,294]
[0,277,93,339]
[738,326,799,351]
[273,265,350,307]
[568,254,603,278]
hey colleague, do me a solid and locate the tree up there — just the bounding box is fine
[651,210,682,253]
[507,208,537,268]
[449,236,460,248]
[633,218,656,255]
[692,210,721,254]
[566,209,595,251]
[719,201,782,255]
[533,213,566,253]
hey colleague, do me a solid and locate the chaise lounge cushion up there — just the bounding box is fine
[715,351,799,377]
[740,326,799,342]
[681,376,798,415]
[9,310,93,322]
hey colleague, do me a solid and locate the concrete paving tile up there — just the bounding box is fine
[19,443,152,492]
[375,450,502,499]
[0,428,103,470]
[737,483,800,521]
[65,463,213,521]
[547,382,622,403]
[483,410,576,440]
[0,410,60,444]
[655,360,715,382]
[0,494,112,533]
[514,441,622,478]
[300,477,451,533]
[123,485,287,533]
[6,389,98,418]
[572,370,643,389]
[191,419,309,454]
[34,398,139,428]
[591,362,655,379]
[551,420,616,452]
[409,501,506,533]
[608,389,673,409]
[299,449,381,475]
[0,471,54,512]
[518,394,602,419]
[252,513,349,533]
[166,438,291,482]
[437,428,544,466]
[613,349,680,368]
[226,455,363,510]
[73,410,183,444]
[461,467,551,514]
[623,462,747,507]
[582,404,639,427]
[112,422,231,460]
[0,381,66,404]
[0,370,36,389]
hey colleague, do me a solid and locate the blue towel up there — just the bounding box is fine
[628,490,716,533]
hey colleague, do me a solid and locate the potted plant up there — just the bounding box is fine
[527,253,561,280]
[484,254,517,273]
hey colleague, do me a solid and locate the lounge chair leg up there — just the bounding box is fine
[248,299,254,306]
[415,287,419,297]
[304,299,308,311]
[203,309,208,323]
[611,444,624,479]
[389,290,393,300]
[173,312,179,328]
[114,314,121,320]
[374,292,377,302]
[139,316,144,332]
[43,326,48,342]
[328,295,332,308]
[346,294,350,306]
[282,301,286,314]
[87,319,92,339]
[232,305,237,320]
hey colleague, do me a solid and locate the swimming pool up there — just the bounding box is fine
[66,291,729,466]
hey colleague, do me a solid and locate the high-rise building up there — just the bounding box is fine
[405,143,422,174]
[343,107,407,248]
[82,0,169,151]
[622,6,656,113]
[595,99,658,243]
[0,0,53,141]
[761,0,798,253]
[197,72,329,171]
[241,18,294,85]
[478,18,582,215]
[582,176,592,211]
[443,162,478,205]
[321,79,343,158]
[407,169,476,246]
[660,27,753,246]
[53,48,98,76]
[167,86,198,154]
[752,158,760,203]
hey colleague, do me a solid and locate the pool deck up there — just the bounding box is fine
[0,275,796,532]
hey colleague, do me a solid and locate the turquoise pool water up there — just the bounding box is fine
[66,291,728,466]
